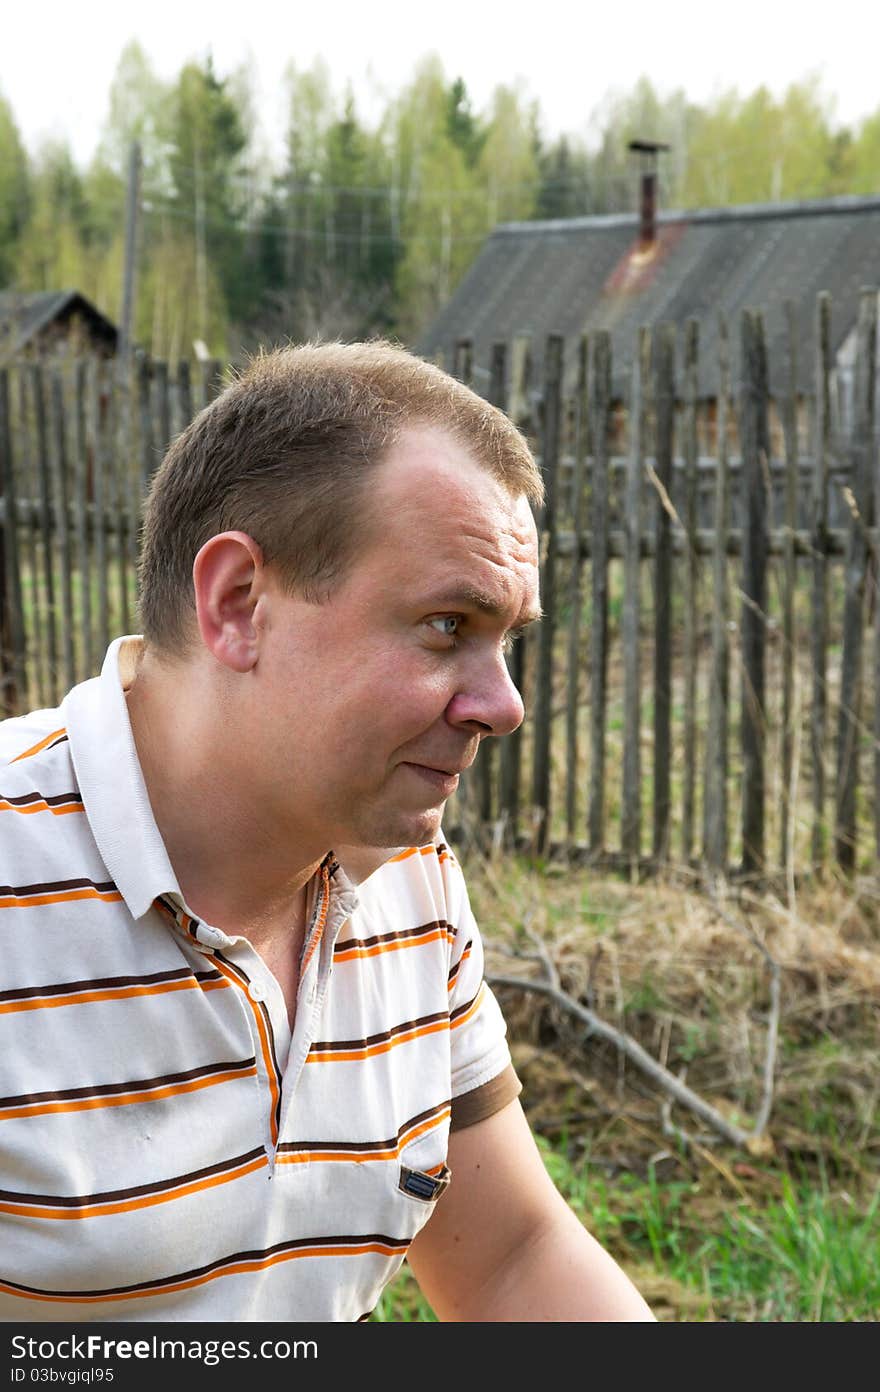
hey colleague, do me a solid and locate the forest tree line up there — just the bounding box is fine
[2,44,880,362]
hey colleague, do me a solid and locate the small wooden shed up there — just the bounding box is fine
[0,289,118,363]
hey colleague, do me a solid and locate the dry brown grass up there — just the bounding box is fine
[462,850,879,1193]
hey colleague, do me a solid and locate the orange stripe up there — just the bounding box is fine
[399,1107,451,1148]
[388,844,450,866]
[0,1155,268,1221]
[0,976,229,1017]
[0,888,122,910]
[450,984,485,1032]
[0,1240,408,1305]
[10,729,66,763]
[278,1147,398,1166]
[212,958,281,1146]
[276,1105,450,1166]
[0,799,84,816]
[0,1066,258,1121]
[334,927,453,963]
[307,1017,450,1064]
[447,946,472,991]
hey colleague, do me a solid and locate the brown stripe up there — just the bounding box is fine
[0,876,117,898]
[0,1145,267,1208]
[0,1057,256,1111]
[0,790,82,809]
[0,967,221,1006]
[0,1234,411,1303]
[10,729,67,763]
[334,920,451,956]
[449,987,482,1024]
[309,1008,449,1056]
[276,1098,451,1158]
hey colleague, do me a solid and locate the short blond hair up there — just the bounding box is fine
[137,340,543,654]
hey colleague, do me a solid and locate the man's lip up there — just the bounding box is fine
[404,761,469,776]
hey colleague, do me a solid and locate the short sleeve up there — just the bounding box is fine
[441,846,522,1127]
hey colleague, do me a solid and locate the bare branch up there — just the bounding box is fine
[487,969,753,1149]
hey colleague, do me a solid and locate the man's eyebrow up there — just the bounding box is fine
[424,586,543,628]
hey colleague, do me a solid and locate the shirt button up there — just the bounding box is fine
[247,981,265,1003]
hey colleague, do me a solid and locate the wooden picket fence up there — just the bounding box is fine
[1,293,877,883]
[444,290,879,882]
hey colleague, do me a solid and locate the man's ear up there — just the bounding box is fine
[192,531,265,673]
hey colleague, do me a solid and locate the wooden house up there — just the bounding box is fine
[0,289,118,364]
[417,189,880,443]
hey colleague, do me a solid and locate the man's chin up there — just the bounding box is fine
[350,804,445,851]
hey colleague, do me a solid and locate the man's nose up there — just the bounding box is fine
[445,652,525,738]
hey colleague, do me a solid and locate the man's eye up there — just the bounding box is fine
[429,616,460,639]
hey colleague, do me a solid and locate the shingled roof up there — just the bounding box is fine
[0,289,118,361]
[417,194,880,402]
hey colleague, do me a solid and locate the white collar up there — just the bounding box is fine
[64,636,182,920]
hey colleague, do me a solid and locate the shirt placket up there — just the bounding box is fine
[155,894,288,1162]
[277,872,358,1142]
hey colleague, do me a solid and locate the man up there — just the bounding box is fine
[0,342,653,1322]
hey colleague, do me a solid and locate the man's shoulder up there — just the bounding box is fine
[0,705,70,769]
[0,705,96,876]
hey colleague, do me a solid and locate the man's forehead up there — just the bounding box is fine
[379,425,517,498]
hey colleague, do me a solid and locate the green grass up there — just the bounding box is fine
[372,1137,880,1322]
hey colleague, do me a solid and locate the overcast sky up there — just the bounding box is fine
[4,0,877,167]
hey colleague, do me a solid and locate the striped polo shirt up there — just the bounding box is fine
[0,638,519,1322]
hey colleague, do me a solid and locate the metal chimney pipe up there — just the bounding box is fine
[640,170,656,246]
[627,140,670,249]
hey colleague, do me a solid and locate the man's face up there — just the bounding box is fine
[250,425,541,854]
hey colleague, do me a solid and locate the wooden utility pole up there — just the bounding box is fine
[119,141,142,363]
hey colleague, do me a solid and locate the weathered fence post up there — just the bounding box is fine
[738,309,770,876]
[174,359,193,440]
[479,341,508,828]
[531,334,563,854]
[18,368,45,706]
[49,368,75,692]
[0,368,26,714]
[811,293,832,869]
[72,358,92,680]
[453,339,473,387]
[622,327,649,864]
[137,354,155,502]
[834,287,877,873]
[652,323,676,862]
[681,318,700,863]
[703,315,731,872]
[588,332,611,856]
[88,358,111,660]
[498,338,533,845]
[565,335,589,847]
[31,363,59,706]
[154,361,172,462]
[110,369,131,638]
[448,340,477,845]
[780,300,800,877]
[202,358,224,408]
